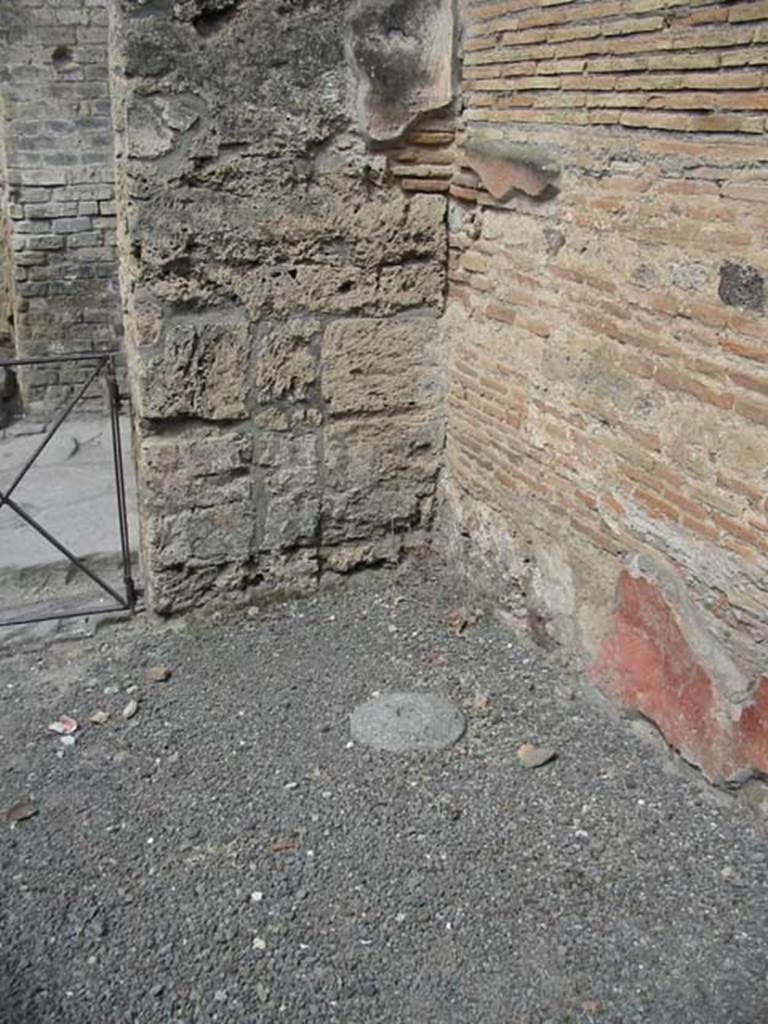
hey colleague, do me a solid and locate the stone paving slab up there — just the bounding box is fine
[1,565,767,1024]
[351,691,467,752]
[0,415,139,627]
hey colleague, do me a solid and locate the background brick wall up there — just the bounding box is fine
[442,0,768,783]
[0,146,11,357]
[0,0,121,413]
[0,136,15,424]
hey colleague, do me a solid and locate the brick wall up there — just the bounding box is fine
[0,143,11,356]
[442,0,768,784]
[0,134,15,424]
[0,0,121,413]
[0,250,9,354]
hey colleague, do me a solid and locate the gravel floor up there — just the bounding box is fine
[2,564,767,1024]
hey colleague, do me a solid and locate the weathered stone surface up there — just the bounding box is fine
[123,186,446,320]
[321,536,404,573]
[148,561,253,617]
[109,0,448,611]
[255,423,321,553]
[346,0,455,142]
[145,501,253,571]
[322,316,441,416]
[718,261,764,312]
[139,430,252,515]
[323,413,442,544]
[125,99,177,160]
[254,321,319,405]
[137,320,250,421]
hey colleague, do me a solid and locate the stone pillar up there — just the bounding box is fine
[0,0,121,414]
[109,0,450,614]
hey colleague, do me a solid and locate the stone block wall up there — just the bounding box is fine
[440,0,768,784]
[109,0,449,614]
[0,0,121,412]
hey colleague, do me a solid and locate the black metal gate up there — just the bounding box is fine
[0,352,138,627]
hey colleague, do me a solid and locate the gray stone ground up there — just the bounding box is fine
[0,415,139,630]
[1,562,767,1024]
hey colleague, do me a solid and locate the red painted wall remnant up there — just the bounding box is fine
[735,681,768,779]
[593,571,768,783]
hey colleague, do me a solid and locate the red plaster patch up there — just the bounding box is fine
[735,675,768,776]
[592,571,768,782]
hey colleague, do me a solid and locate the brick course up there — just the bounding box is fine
[0,148,11,356]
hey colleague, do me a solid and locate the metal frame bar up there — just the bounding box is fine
[0,351,138,628]
[0,605,132,629]
[106,359,137,610]
[1,354,115,367]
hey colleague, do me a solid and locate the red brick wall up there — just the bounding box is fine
[443,0,768,783]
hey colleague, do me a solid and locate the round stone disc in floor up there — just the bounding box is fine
[350,691,466,753]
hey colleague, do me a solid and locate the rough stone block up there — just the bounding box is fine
[322,412,441,543]
[102,0,451,614]
[144,502,252,572]
[322,316,441,416]
[254,321,319,404]
[255,426,321,553]
[719,261,765,312]
[137,319,250,421]
[139,429,253,515]
[147,561,252,617]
